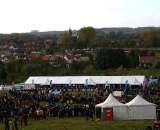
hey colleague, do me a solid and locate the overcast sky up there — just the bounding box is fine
[0,0,160,33]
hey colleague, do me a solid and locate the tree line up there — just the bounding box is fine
[1,27,160,50]
[57,27,160,49]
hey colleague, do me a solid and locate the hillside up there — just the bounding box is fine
[1,27,160,37]
[96,27,160,34]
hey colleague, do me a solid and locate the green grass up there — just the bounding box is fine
[0,117,153,130]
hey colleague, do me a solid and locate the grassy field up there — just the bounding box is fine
[0,117,153,130]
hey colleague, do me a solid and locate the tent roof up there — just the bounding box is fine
[25,76,145,85]
[126,95,156,106]
[96,94,126,108]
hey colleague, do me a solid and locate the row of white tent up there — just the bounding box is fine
[25,76,145,86]
[96,94,156,120]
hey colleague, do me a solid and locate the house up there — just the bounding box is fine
[49,55,65,67]
[41,55,51,62]
[69,28,78,39]
[41,54,65,67]
[64,54,74,63]
[15,54,29,64]
[139,51,157,67]
[30,51,41,57]
[0,54,9,63]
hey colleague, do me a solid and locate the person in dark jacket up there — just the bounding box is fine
[14,116,19,130]
[4,118,9,130]
[23,107,29,126]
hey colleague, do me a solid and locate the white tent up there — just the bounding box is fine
[96,94,129,120]
[126,95,156,120]
[25,76,145,86]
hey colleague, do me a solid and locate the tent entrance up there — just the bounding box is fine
[103,108,113,121]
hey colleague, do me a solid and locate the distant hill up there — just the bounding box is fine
[30,30,64,37]
[96,27,160,34]
[0,27,160,38]
[29,27,160,37]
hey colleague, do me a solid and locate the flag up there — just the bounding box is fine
[69,80,72,87]
[50,80,52,87]
[105,81,109,89]
[52,89,61,95]
[84,79,88,88]
[105,81,108,87]
[105,81,108,86]
[124,80,128,92]
[148,78,158,86]
[45,79,50,85]
[50,80,52,84]
[142,78,148,90]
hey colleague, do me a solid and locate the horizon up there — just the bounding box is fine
[0,0,160,34]
[0,26,160,35]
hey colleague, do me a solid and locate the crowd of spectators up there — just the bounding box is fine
[0,80,160,130]
[0,85,107,130]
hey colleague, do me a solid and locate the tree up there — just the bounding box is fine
[0,62,7,83]
[78,27,96,47]
[83,65,95,74]
[128,50,139,68]
[23,62,52,76]
[139,29,160,47]
[0,68,7,84]
[70,60,90,73]
[58,31,73,48]
[95,49,129,69]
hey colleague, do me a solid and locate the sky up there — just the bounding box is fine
[0,0,160,33]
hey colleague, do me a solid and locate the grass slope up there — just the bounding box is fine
[0,117,153,130]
